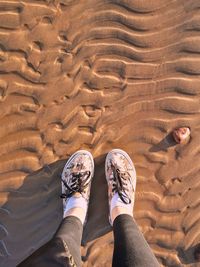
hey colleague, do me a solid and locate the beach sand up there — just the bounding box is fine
[0,0,200,266]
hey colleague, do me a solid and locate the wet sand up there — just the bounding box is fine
[0,0,200,266]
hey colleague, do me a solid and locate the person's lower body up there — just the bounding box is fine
[112,214,160,267]
[18,149,160,267]
[55,213,160,267]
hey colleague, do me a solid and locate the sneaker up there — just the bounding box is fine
[61,150,94,218]
[105,149,136,224]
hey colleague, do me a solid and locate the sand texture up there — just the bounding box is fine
[0,0,200,266]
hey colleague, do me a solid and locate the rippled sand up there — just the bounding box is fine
[0,1,200,266]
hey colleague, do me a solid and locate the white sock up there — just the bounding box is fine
[110,192,133,224]
[63,195,87,224]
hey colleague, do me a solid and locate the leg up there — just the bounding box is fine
[18,150,94,267]
[105,149,159,267]
[54,216,83,267]
[112,214,159,267]
[55,149,94,265]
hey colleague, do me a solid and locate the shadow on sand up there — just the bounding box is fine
[1,151,198,266]
[178,243,200,265]
[149,133,176,153]
[0,154,111,266]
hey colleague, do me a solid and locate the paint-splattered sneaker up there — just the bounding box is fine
[105,149,137,225]
[61,150,94,224]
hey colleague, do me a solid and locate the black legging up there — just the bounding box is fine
[18,215,159,267]
[112,214,159,267]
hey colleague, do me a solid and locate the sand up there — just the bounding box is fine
[0,0,200,266]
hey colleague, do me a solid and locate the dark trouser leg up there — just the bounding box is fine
[54,216,83,267]
[112,214,160,267]
[18,216,83,267]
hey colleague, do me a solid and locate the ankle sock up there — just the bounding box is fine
[110,192,133,224]
[63,195,87,224]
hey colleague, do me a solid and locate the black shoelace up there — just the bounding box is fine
[60,171,91,199]
[111,164,132,204]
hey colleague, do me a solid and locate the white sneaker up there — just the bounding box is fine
[61,150,94,219]
[105,149,137,224]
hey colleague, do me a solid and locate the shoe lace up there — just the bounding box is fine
[111,163,132,204]
[60,171,91,199]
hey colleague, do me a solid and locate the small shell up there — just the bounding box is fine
[172,127,191,144]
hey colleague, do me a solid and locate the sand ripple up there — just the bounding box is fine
[0,1,200,266]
